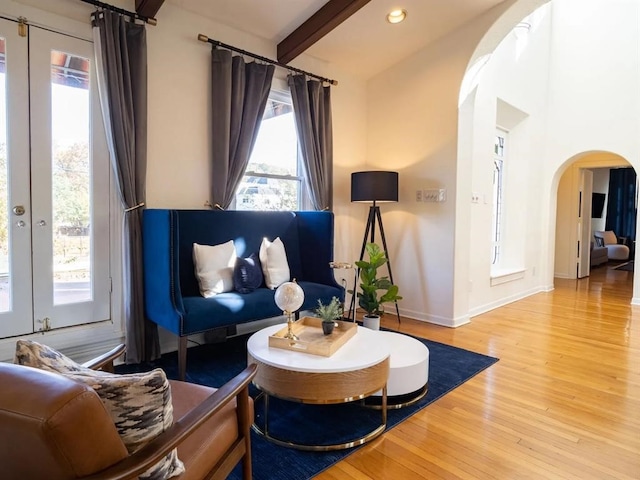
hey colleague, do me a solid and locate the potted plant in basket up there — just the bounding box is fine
[349,242,402,330]
[314,296,343,335]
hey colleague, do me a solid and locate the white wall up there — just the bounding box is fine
[464,0,640,315]
[464,6,552,315]
[2,0,368,358]
[144,2,368,294]
[367,0,640,325]
[554,166,576,278]
[544,0,640,302]
[366,2,519,326]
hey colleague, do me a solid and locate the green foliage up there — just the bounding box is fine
[349,243,402,316]
[314,296,343,322]
[52,143,90,228]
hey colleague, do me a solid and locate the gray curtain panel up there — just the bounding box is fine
[288,74,333,211]
[92,10,160,363]
[211,49,275,209]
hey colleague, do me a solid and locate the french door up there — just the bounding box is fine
[577,169,593,278]
[0,18,111,337]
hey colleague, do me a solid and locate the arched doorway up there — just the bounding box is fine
[552,153,635,291]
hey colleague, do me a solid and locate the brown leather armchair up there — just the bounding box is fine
[0,344,256,480]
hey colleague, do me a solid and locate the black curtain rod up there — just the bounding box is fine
[80,0,157,26]
[197,34,338,86]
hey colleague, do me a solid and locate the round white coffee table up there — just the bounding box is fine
[369,331,429,409]
[247,323,390,451]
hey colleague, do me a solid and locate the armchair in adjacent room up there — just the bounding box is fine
[590,241,608,267]
[0,342,256,480]
[594,230,630,261]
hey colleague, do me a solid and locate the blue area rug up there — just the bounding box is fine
[117,331,498,480]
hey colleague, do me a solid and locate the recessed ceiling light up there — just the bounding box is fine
[387,9,407,24]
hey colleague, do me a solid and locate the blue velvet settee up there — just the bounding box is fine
[143,209,344,379]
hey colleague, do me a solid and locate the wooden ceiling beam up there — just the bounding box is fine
[277,0,371,65]
[135,0,165,19]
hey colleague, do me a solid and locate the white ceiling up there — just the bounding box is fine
[167,0,506,79]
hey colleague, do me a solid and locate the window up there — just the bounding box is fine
[235,90,306,211]
[491,129,507,265]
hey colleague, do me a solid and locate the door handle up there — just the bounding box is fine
[12,205,25,216]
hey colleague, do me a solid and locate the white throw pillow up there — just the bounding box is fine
[193,240,237,297]
[259,237,290,289]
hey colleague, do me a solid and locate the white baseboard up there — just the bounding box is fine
[631,297,640,306]
[468,286,546,318]
[396,308,468,328]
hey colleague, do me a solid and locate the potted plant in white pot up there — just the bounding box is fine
[349,242,402,330]
[314,296,343,335]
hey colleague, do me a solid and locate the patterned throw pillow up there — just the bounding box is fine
[14,339,96,373]
[15,340,184,480]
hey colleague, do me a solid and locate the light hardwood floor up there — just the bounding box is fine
[317,265,640,479]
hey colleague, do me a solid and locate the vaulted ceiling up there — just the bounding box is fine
[163,0,508,79]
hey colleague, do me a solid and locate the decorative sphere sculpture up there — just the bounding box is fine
[274,281,305,313]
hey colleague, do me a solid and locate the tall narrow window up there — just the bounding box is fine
[50,50,92,304]
[491,129,507,265]
[235,90,306,211]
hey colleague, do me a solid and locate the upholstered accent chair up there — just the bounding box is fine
[0,343,256,480]
[594,230,630,261]
[590,241,608,267]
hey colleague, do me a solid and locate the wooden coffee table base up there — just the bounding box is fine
[249,357,389,451]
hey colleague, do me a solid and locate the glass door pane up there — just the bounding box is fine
[50,49,92,305]
[0,38,8,313]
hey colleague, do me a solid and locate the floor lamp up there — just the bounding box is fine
[349,170,401,325]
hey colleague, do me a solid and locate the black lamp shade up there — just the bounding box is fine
[351,171,399,203]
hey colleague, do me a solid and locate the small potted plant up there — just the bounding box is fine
[349,242,402,330]
[314,296,343,335]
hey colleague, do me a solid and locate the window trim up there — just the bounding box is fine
[491,128,507,266]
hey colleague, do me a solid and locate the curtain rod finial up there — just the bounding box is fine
[198,34,209,43]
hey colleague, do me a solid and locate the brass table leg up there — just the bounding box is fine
[251,386,388,451]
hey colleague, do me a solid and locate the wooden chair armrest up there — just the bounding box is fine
[81,344,126,372]
[82,363,257,480]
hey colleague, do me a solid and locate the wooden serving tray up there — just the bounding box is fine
[268,317,357,357]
